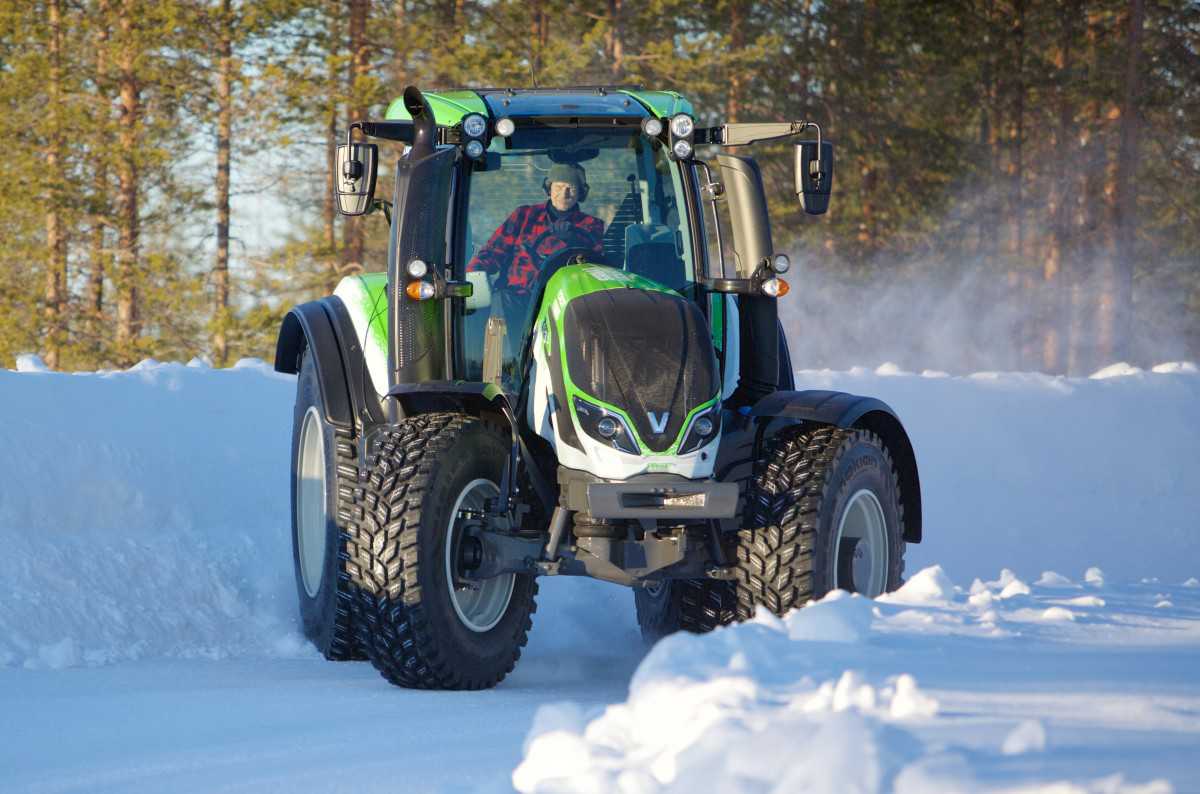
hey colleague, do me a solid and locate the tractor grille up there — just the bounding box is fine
[563,288,717,453]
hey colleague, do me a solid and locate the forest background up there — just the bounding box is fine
[1,0,1196,375]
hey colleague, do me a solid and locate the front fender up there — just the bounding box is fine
[751,390,923,543]
[275,297,384,431]
[275,301,353,429]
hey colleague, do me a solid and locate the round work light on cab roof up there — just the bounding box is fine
[670,114,694,138]
[462,114,487,139]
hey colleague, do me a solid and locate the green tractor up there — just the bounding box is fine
[276,85,922,689]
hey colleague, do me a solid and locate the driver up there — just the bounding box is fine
[467,162,605,293]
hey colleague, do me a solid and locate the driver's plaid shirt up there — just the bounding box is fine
[467,201,605,293]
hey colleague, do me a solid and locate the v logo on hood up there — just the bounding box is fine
[647,411,669,434]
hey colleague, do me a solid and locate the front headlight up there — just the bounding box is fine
[677,405,720,455]
[573,397,639,455]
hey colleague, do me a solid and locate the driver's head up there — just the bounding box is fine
[545,163,588,212]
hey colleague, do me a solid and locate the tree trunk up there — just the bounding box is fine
[115,2,141,362]
[342,0,368,273]
[324,1,341,290]
[530,0,548,84]
[606,0,624,79]
[797,0,813,114]
[1008,0,1027,370]
[212,0,234,367]
[726,0,744,123]
[43,0,67,370]
[1104,0,1143,364]
[1043,0,1078,374]
[325,103,338,286]
[979,1,999,269]
[855,0,878,252]
[87,4,112,357]
[1068,7,1107,376]
[391,0,406,88]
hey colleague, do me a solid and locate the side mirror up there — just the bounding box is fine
[795,140,834,215]
[335,143,378,216]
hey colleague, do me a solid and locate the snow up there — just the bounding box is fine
[1,360,1198,791]
[514,572,1199,793]
[1002,719,1047,755]
[15,352,49,372]
[1036,571,1079,588]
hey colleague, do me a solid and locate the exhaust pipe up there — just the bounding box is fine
[404,86,436,159]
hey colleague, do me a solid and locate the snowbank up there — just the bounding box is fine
[0,361,305,667]
[794,363,1200,583]
[513,569,1194,793]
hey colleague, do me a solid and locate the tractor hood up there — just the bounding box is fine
[536,265,720,460]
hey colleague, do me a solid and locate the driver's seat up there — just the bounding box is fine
[624,224,686,291]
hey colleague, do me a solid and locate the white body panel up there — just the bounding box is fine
[333,276,390,396]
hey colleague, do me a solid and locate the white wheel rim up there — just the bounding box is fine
[445,479,515,633]
[833,489,889,597]
[296,406,327,598]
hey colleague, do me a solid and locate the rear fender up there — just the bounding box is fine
[750,390,922,543]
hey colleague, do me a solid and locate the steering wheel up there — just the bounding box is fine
[519,226,597,274]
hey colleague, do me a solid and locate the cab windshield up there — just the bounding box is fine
[459,125,697,392]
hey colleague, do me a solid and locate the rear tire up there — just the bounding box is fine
[290,347,363,660]
[734,426,905,620]
[634,579,736,644]
[353,413,538,689]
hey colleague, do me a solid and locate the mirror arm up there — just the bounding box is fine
[699,121,820,148]
[371,198,392,225]
[803,123,825,187]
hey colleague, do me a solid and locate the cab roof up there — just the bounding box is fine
[383,87,694,126]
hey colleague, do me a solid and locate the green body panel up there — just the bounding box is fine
[382,89,691,127]
[709,293,724,351]
[618,89,694,119]
[384,91,489,125]
[537,263,717,456]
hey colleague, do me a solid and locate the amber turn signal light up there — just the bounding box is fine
[406,280,435,300]
[761,277,790,298]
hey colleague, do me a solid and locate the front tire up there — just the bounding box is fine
[290,348,363,660]
[353,413,538,689]
[633,579,736,644]
[735,426,906,620]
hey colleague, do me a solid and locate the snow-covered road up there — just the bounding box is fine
[1,359,1197,792]
[1,578,645,794]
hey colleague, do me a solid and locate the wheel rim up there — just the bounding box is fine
[833,489,889,597]
[296,406,327,598]
[445,479,515,633]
